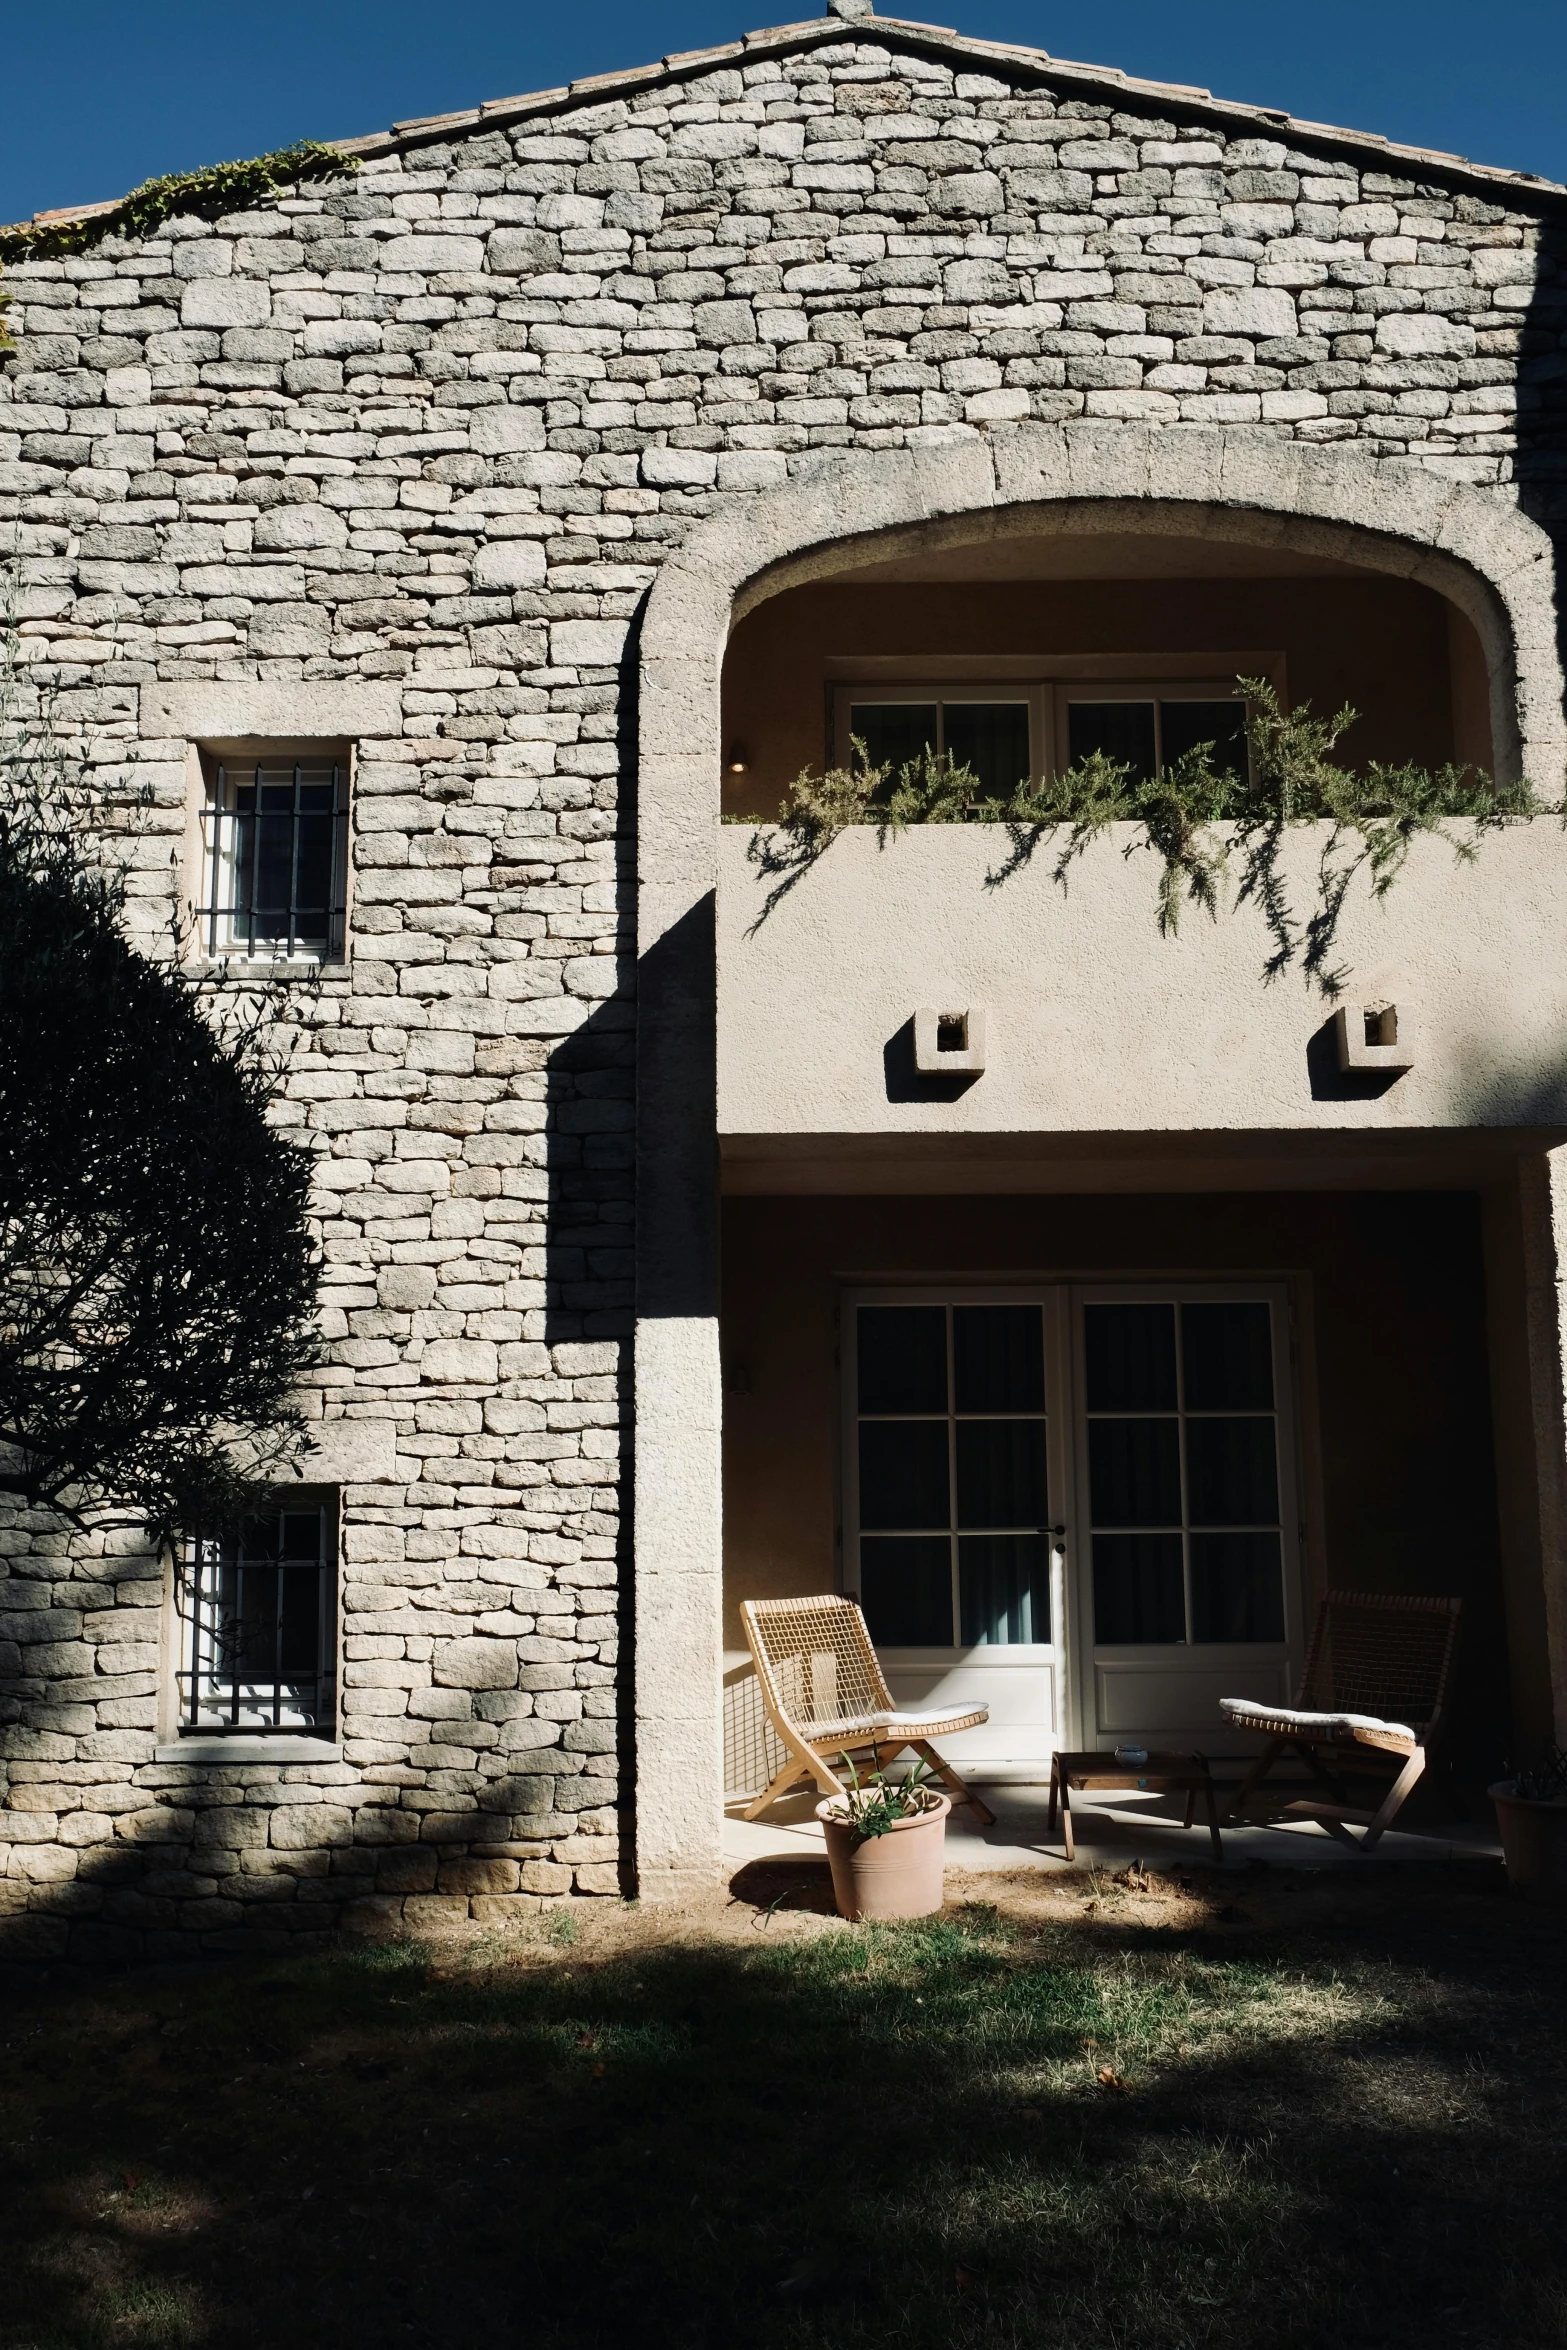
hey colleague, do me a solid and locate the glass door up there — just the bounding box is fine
[843,1291,1068,1769]
[1070,1285,1304,1750]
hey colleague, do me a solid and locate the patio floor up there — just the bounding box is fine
[723,1776,1502,1876]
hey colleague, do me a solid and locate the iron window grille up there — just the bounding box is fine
[176,1499,337,1735]
[198,755,348,960]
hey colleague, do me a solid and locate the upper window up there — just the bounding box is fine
[197,749,349,961]
[176,1495,338,1736]
[832,676,1258,800]
[838,691,1037,799]
[1064,693,1249,783]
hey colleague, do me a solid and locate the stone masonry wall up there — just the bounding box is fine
[0,19,1562,1960]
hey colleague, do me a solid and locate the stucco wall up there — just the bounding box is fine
[2,14,1565,1933]
[717,821,1567,1137]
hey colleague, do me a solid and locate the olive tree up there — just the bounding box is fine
[0,644,319,1535]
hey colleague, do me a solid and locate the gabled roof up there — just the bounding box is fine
[14,5,1566,236]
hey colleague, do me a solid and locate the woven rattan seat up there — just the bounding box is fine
[1222,1592,1460,1849]
[739,1594,996,1826]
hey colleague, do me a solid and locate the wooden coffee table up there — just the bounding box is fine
[1047,1749,1224,1862]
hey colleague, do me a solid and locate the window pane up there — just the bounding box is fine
[861,1536,953,1646]
[942,702,1030,798]
[956,1420,1048,1528]
[1068,701,1156,781]
[850,703,938,774]
[1182,1302,1274,1410]
[1185,1418,1279,1526]
[954,1304,1044,1412]
[1160,699,1248,777]
[1084,1304,1177,1411]
[1093,1533,1185,1644]
[858,1421,950,1530]
[183,1503,334,1732]
[1088,1418,1181,1526]
[960,1535,1050,1645]
[857,1307,947,1414]
[1191,1533,1285,1641]
[278,1565,324,1676]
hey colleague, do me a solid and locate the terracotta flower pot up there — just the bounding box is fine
[816,1791,950,1921]
[1491,1782,1567,1898]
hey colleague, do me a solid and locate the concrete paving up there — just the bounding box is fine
[723,1777,1502,1877]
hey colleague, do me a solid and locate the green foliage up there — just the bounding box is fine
[733,678,1549,990]
[0,139,358,265]
[822,1756,944,1840]
[0,140,358,348]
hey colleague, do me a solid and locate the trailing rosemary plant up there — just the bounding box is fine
[729,679,1548,992]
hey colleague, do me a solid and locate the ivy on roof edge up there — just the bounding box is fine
[0,139,358,268]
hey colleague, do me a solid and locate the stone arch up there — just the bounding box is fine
[631,424,1565,1896]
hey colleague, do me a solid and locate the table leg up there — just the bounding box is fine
[1203,1774,1224,1863]
[1060,1775,1075,1862]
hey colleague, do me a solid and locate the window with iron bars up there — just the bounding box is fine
[197,752,349,960]
[176,1497,338,1735]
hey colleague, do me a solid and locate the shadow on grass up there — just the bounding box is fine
[2,1876,1565,2350]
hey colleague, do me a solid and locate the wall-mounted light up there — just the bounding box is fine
[726,742,750,775]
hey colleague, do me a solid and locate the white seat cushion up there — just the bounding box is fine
[801,1705,989,1741]
[1220,1697,1415,1743]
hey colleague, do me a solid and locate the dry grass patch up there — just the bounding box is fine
[0,1863,1562,2350]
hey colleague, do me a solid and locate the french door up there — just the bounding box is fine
[842,1284,1304,1768]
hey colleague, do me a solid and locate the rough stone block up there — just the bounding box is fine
[519,1859,572,1894]
[269,1804,353,1850]
[438,1856,520,1894]
[181,280,271,329]
[433,1638,517,1691]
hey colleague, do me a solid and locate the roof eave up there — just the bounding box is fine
[9,9,1564,242]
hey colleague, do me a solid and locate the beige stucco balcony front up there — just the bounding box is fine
[717,819,1567,1146]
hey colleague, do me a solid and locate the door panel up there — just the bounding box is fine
[1096,1658,1292,1740]
[883,1659,1059,1765]
[845,1290,1068,1767]
[1072,1283,1303,1751]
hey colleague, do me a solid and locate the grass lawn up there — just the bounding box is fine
[2,1859,1564,2350]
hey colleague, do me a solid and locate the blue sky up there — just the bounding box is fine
[3,0,1563,227]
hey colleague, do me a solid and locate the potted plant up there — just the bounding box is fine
[816,1761,950,1922]
[1490,1747,1567,1897]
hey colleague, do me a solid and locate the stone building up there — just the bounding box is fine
[2,0,1567,1958]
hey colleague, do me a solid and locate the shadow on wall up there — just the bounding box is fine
[0,671,641,1967]
[1516,205,1567,742]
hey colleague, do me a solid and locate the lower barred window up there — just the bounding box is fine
[177,1497,338,1735]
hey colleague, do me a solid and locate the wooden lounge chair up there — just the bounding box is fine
[1221,1592,1461,1850]
[739,1594,997,1826]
